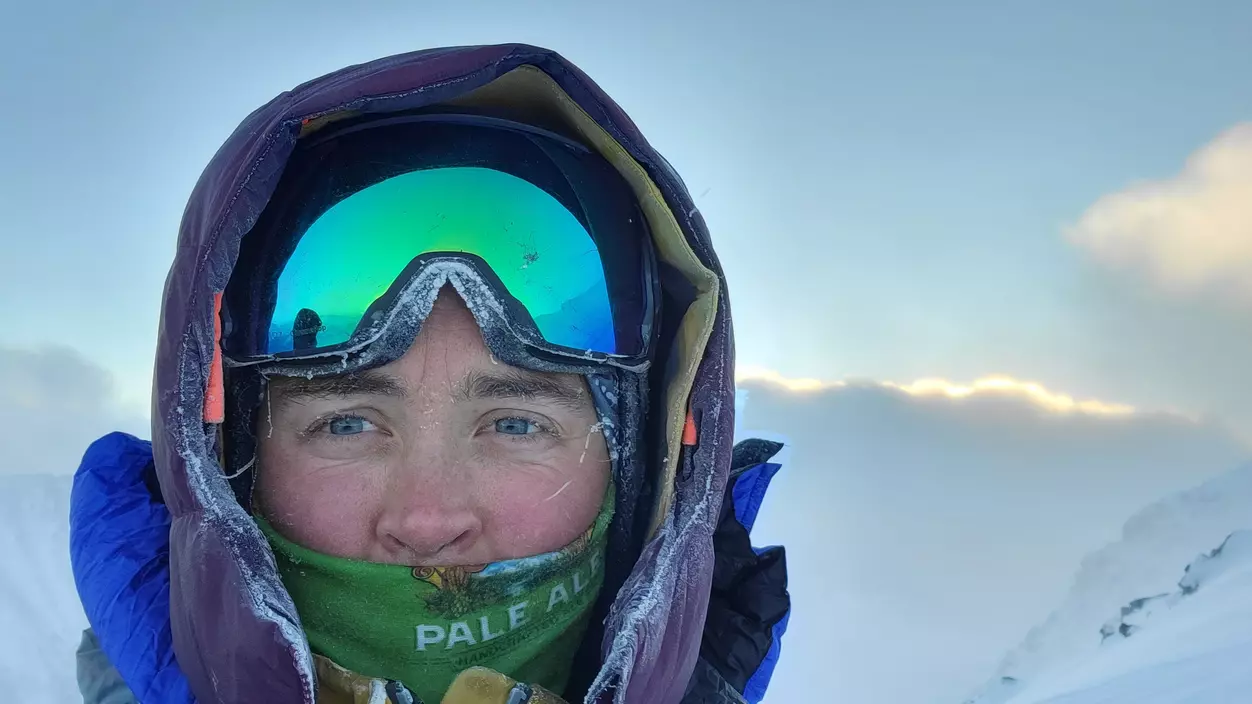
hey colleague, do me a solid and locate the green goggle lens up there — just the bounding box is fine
[267,166,618,356]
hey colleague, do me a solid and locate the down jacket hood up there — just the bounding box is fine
[144,44,748,704]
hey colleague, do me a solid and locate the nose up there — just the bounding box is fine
[375,474,482,564]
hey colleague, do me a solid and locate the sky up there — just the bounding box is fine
[2,0,1251,429]
[3,1,1252,702]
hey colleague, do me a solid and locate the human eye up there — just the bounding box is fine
[308,413,378,438]
[495,417,541,436]
[483,413,558,442]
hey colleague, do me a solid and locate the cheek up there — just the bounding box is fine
[255,440,382,557]
[480,440,611,556]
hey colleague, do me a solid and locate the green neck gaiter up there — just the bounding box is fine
[255,486,614,703]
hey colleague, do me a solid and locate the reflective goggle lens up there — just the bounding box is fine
[266,166,621,356]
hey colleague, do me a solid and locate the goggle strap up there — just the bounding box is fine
[204,291,227,424]
[682,406,698,447]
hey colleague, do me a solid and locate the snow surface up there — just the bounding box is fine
[965,464,1252,704]
[0,473,87,701]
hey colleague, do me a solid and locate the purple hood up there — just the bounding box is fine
[153,44,737,704]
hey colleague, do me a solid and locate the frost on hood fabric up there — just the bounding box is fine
[68,44,789,704]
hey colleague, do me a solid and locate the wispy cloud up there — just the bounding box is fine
[0,345,148,475]
[1067,123,1252,304]
[736,365,1139,416]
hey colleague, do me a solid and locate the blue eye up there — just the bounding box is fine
[495,418,538,436]
[327,416,372,436]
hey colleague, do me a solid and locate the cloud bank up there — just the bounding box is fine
[737,366,1140,416]
[736,373,1248,704]
[1067,123,1252,305]
[0,345,148,475]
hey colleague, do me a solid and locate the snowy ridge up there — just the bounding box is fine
[997,529,1252,703]
[964,463,1252,704]
[1098,531,1252,644]
[0,473,86,699]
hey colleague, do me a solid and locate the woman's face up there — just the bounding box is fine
[255,288,610,566]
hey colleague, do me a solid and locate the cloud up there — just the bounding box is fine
[736,366,1140,416]
[1064,252,1252,451]
[736,373,1249,704]
[1067,123,1252,304]
[0,345,148,475]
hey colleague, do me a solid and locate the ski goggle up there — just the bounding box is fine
[222,114,656,368]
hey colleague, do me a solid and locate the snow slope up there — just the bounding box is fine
[965,464,1252,703]
[998,530,1252,703]
[0,473,87,700]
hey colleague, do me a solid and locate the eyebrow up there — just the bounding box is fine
[268,367,589,412]
[270,370,407,403]
[456,368,588,412]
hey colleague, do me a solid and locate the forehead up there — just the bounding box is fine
[268,365,590,411]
